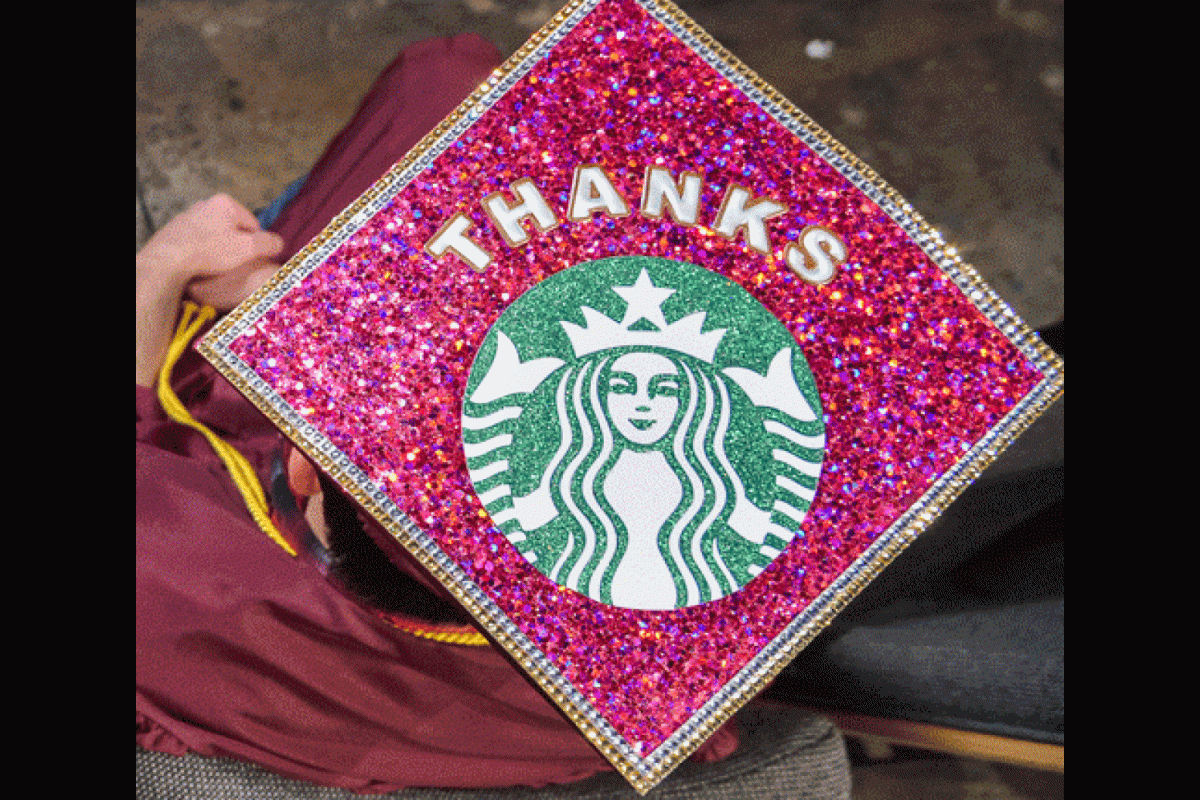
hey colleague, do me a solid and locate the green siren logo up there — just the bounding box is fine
[461,257,825,609]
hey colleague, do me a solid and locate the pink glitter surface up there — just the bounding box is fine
[226,0,1046,752]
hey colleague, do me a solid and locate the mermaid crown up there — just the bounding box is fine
[560,268,727,363]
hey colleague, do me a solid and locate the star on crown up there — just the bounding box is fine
[560,269,727,363]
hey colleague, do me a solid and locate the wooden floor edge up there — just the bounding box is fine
[793,706,1064,773]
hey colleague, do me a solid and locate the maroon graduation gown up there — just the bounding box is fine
[136,33,737,794]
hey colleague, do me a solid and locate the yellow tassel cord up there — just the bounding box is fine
[157,302,489,647]
[157,302,298,557]
[388,619,489,647]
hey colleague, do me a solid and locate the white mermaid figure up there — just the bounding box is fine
[462,265,824,610]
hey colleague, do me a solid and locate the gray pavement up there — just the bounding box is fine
[135,0,1062,330]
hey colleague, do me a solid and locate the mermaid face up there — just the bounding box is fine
[606,352,681,446]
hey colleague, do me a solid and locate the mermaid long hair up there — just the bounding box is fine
[531,348,746,607]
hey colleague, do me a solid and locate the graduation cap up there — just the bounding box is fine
[198,0,1063,792]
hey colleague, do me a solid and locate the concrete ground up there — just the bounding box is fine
[135,0,1062,331]
[135,1,1063,797]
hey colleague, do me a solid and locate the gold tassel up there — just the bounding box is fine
[156,302,489,646]
[157,301,297,557]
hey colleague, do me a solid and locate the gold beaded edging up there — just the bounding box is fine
[199,0,1063,793]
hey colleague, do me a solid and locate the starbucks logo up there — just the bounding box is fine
[462,257,825,609]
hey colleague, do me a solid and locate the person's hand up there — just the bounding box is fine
[287,447,333,548]
[138,193,284,310]
[137,193,285,386]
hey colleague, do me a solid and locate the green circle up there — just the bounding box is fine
[461,257,825,609]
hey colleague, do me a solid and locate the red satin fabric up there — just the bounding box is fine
[136,34,738,793]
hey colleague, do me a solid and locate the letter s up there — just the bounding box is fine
[785,226,846,285]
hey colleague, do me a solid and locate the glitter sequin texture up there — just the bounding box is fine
[207,0,1060,785]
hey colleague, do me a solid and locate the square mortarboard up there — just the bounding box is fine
[199,0,1063,792]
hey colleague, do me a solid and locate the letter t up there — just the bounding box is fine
[425,213,494,272]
